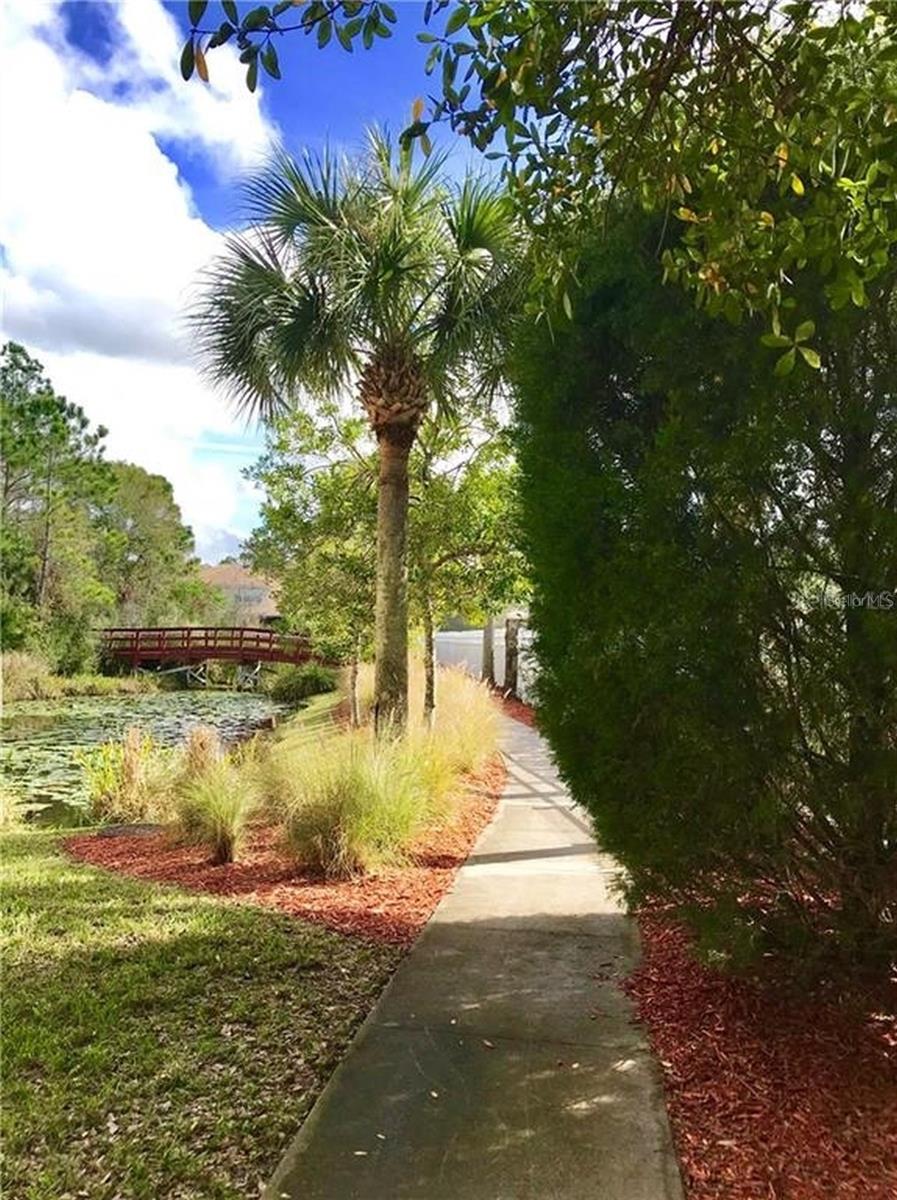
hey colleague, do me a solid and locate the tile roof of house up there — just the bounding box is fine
[199,562,279,620]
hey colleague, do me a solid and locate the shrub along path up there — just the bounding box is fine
[66,755,505,945]
[265,715,683,1200]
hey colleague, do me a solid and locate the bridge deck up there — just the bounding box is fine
[101,626,317,667]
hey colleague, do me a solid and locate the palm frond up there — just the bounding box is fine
[243,147,350,247]
[190,232,291,423]
[420,180,526,410]
[190,230,353,423]
[445,178,518,265]
[191,124,525,433]
[364,126,450,209]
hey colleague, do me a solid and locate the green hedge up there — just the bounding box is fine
[513,216,897,972]
[268,662,337,706]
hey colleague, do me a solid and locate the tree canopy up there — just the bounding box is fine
[0,343,224,671]
[180,2,897,354]
[245,403,527,716]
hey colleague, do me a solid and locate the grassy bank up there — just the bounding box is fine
[3,652,157,702]
[75,662,497,877]
[1,830,401,1200]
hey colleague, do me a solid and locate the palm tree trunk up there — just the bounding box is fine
[423,597,436,727]
[373,426,413,731]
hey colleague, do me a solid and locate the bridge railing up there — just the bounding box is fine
[100,626,317,666]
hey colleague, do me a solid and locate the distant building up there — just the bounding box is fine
[199,562,279,625]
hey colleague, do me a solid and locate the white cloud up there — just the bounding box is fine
[36,349,263,559]
[0,0,275,560]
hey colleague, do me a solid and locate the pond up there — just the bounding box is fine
[1,690,287,826]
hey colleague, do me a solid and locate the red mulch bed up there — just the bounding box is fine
[65,756,506,947]
[496,692,537,728]
[626,915,897,1200]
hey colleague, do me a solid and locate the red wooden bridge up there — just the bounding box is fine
[100,627,318,670]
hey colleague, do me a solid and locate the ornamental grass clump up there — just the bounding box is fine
[181,724,222,781]
[78,727,176,823]
[274,729,427,878]
[355,658,498,772]
[395,727,457,821]
[271,663,499,877]
[426,666,498,774]
[174,761,257,865]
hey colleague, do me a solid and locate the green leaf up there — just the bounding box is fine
[188,1,208,27]
[794,320,815,343]
[222,0,239,22]
[242,6,271,32]
[208,20,235,47]
[760,333,791,348]
[246,56,259,92]
[723,291,742,325]
[774,348,796,377]
[336,23,354,51]
[445,4,469,36]
[562,291,573,320]
[180,38,195,81]
[317,16,332,47]
[798,345,821,369]
[261,43,281,78]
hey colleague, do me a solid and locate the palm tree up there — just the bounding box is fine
[193,129,521,727]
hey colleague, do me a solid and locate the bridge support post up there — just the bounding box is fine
[186,663,208,688]
[235,662,262,691]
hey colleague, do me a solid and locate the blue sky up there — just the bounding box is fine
[0,0,472,561]
[163,1,479,230]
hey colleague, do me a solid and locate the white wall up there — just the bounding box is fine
[434,626,538,704]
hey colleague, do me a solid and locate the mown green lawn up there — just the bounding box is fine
[2,830,401,1200]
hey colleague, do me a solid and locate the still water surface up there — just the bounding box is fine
[1,690,285,825]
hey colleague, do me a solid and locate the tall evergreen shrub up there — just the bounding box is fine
[514,218,897,970]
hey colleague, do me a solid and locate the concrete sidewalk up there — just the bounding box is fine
[266,717,683,1200]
